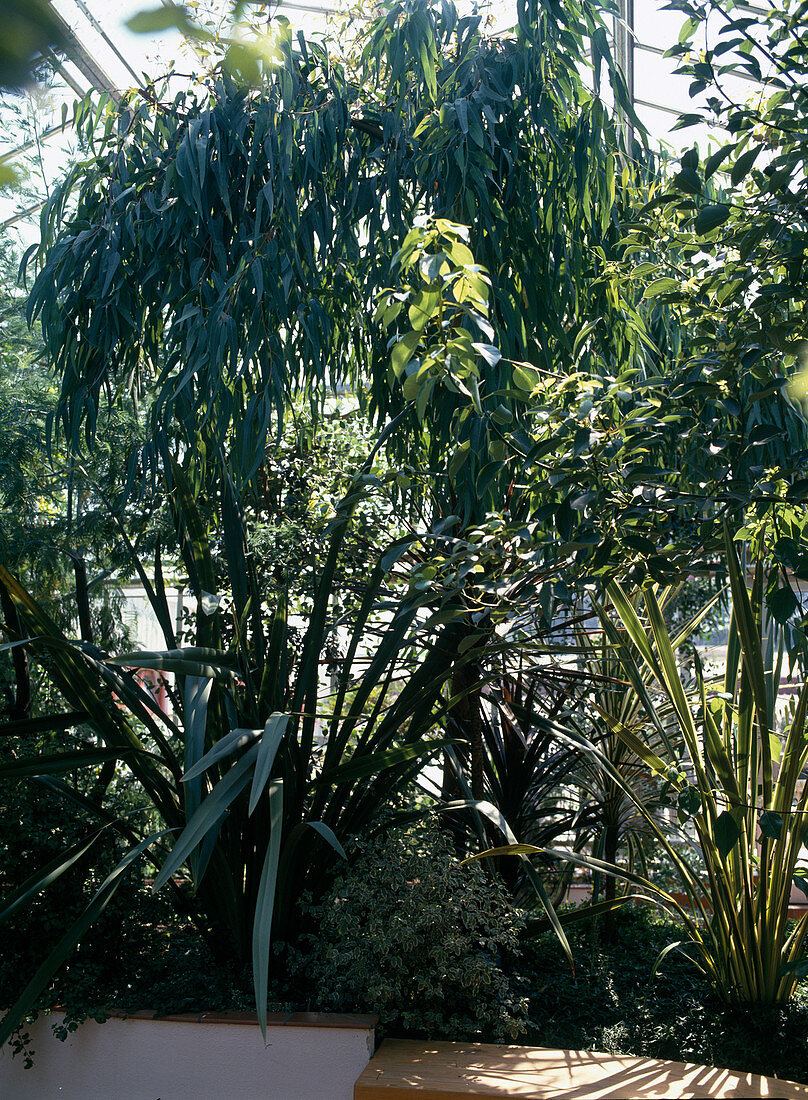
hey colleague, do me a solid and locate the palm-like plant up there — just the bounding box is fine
[469,527,808,1005]
[592,526,808,1004]
[569,593,710,917]
[0,458,470,1041]
[445,662,593,904]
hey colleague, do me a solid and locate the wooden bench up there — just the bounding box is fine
[354,1038,808,1098]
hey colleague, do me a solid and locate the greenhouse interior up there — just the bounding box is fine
[2,0,808,1096]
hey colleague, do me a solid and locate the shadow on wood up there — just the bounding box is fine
[354,1039,808,1098]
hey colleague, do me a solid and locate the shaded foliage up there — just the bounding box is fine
[602,0,808,585]
[291,824,528,1041]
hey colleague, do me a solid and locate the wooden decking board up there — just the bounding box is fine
[354,1039,808,1099]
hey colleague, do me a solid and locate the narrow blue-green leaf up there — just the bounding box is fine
[440,799,518,845]
[182,726,263,783]
[302,821,347,860]
[253,780,283,1039]
[0,746,130,779]
[184,676,211,879]
[0,638,35,653]
[153,745,259,891]
[0,712,87,737]
[248,712,290,815]
[316,739,450,786]
[110,648,235,679]
[0,831,102,924]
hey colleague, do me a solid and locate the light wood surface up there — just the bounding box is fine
[354,1038,808,1098]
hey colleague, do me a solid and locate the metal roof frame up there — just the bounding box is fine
[47,1,121,100]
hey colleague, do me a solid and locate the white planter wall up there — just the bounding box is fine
[0,1010,376,1100]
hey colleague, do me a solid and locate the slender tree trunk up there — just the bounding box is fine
[445,661,484,800]
[72,554,93,645]
[602,797,620,942]
[0,580,30,721]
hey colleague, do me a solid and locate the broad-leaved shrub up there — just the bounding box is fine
[295,825,528,1041]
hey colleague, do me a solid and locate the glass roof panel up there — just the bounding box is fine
[0,0,770,238]
[52,0,191,87]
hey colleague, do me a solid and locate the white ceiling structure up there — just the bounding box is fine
[0,0,764,235]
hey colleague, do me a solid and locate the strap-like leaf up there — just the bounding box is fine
[182,725,263,783]
[439,799,519,845]
[248,713,290,815]
[253,780,284,1038]
[0,830,103,924]
[641,587,704,768]
[0,746,130,779]
[525,894,648,936]
[0,711,89,737]
[109,649,235,679]
[316,739,450,787]
[604,580,661,678]
[591,702,669,778]
[302,821,347,860]
[184,675,212,880]
[153,745,259,891]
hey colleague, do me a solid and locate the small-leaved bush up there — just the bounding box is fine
[292,825,528,1041]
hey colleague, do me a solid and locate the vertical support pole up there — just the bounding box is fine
[614,0,636,147]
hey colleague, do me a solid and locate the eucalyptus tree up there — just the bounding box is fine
[25,0,650,520]
[18,0,670,819]
[28,0,792,590]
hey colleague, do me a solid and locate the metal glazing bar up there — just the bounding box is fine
[615,0,635,102]
[44,48,90,97]
[69,0,144,87]
[634,96,683,117]
[0,201,46,231]
[45,1,121,99]
[275,2,345,14]
[615,0,635,143]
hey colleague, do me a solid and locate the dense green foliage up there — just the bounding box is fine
[291,825,528,1041]
[0,452,478,1040]
[617,0,808,584]
[4,0,808,1070]
[26,0,651,526]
